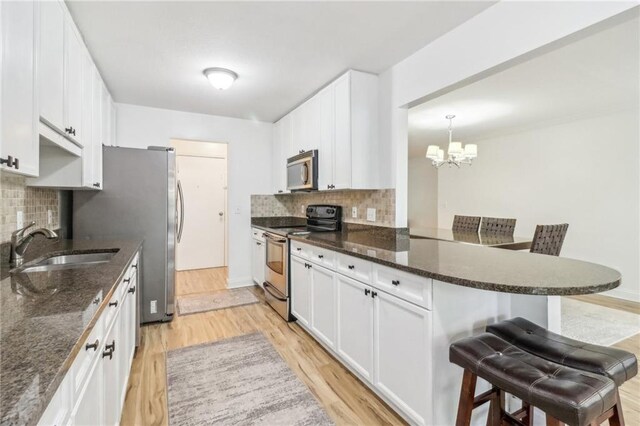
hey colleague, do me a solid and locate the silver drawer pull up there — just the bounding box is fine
[392,280,400,286]
[85,339,99,351]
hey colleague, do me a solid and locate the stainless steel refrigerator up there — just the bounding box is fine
[73,146,178,323]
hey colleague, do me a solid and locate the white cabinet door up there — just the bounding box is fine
[101,85,112,147]
[102,315,122,426]
[119,281,134,410]
[80,52,94,186]
[333,73,352,189]
[290,255,311,326]
[374,292,432,426]
[91,69,103,189]
[317,85,334,191]
[251,239,265,285]
[63,20,83,145]
[336,274,373,381]
[39,0,65,132]
[71,356,104,426]
[0,0,39,176]
[271,120,284,194]
[310,264,337,349]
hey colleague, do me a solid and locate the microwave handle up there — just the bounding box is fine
[301,162,309,184]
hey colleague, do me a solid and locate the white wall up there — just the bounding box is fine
[376,1,637,228]
[437,110,640,302]
[407,157,437,228]
[116,103,272,287]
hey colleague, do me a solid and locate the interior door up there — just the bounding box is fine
[176,155,226,270]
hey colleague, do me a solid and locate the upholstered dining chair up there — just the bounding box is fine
[452,215,481,233]
[480,217,517,235]
[530,223,569,256]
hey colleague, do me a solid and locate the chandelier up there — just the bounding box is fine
[425,115,477,168]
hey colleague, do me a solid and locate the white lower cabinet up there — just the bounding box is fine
[251,239,266,286]
[310,264,337,350]
[290,255,311,326]
[38,252,139,426]
[291,242,432,426]
[374,291,431,426]
[336,274,374,381]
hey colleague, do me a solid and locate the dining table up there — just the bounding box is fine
[409,227,532,250]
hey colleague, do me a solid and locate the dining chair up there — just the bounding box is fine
[529,223,569,256]
[452,215,481,233]
[480,217,517,235]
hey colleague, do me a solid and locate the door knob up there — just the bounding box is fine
[219,212,224,216]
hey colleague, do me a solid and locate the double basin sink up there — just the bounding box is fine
[11,250,118,274]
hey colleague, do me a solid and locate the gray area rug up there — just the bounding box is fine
[177,288,259,315]
[561,298,640,346]
[166,332,334,426]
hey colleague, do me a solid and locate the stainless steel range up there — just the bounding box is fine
[263,205,342,321]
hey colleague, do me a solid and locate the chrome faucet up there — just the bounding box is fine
[11,222,58,267]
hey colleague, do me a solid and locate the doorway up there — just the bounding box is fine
[171,139,227,271]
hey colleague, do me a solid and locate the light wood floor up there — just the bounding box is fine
[566,295,640,425]
[121,267,405,425]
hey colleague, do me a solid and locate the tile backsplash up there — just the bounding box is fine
[251,189,396,227]
[0,171,59,242]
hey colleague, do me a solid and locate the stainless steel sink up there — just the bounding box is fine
[12,251,118,274]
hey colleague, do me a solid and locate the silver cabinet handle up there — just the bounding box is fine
[177,180,185,243]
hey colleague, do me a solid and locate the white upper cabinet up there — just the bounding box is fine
[271,70,379,193]
[63,20,83,145]
[24,0,113,187]
[38,0,65,133]
[0,0,39,176]
[39,1,84,145]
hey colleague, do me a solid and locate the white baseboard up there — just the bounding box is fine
[603,288,640,303]
[227,276,255,289]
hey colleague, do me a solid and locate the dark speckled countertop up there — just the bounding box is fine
[252,217,620,296]
[0,239,142,426]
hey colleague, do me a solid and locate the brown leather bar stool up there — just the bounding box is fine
[487,317,637,424]
[450,333,623,426]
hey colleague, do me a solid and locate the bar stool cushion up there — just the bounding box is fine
[450,333,617,426]
[487,317,638,386]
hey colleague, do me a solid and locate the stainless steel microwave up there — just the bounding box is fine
[287,150,318,191]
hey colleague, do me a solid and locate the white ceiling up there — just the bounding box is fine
[408,12,640,158]
[66,1,494,123]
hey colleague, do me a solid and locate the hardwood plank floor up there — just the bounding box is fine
[121,267,405,426]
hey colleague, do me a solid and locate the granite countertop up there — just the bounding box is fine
[251,217,620,296]
[0,239,143,426]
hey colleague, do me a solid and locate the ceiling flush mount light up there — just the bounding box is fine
[425,115,477,168]
[203,67,238,90]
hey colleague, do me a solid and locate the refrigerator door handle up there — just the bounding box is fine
[177,180,185,243]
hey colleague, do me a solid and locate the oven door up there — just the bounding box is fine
[264,233,288,297]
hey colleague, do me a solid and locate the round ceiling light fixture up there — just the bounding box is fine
[203,67,238,90]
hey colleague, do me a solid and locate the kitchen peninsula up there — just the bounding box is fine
[252,218,621,426]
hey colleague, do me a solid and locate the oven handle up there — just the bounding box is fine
[264,282,287,301]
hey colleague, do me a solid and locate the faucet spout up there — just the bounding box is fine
[10,224,59,267]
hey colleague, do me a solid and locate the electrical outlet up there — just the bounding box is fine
[351,207,358,218]
[366,208,376,222]
[47,210,53,225]
[150,300,157,314]
[17,211,24,229]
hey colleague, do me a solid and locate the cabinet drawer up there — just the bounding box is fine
[251,227,266,243]
[290,240,312,259]
[308,245,336,269]
[373,265,432,310]
[336,252,372,284]
[103,279,125,330]
[71,310,105,399]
